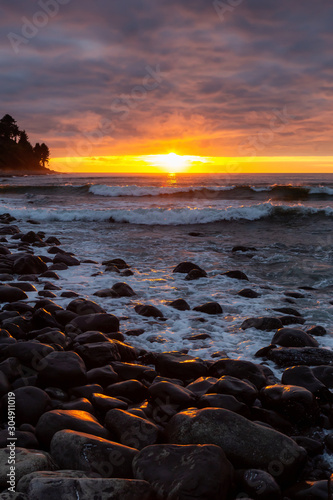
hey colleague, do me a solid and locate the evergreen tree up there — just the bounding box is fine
[0,114,20,142]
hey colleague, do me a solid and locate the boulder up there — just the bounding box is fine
[112,282,136,297]
[50,429,137,478]
[133,444,233,500]
[173,262,203,273]
[53,253,80,266]
[105,409,159,449]
[17,470,93,494]
[154,352,208,381]
[148,381,197,408]
[185,269,208,280]
[168,298,191,311]
[193,302,223,314]
[281,366,331,401]
[0,285,28,303]
[11,386,51,425]
[106,379,147,403]
[66,313,119,334]
[37,351,87,388]
[236,469,281,500]
[241,317,283,331]
[166,408,307,485]
[36,409,110,446]
[208,358,267,389]
[0,342,54,367]
[272,328,319,348]
[223,270,249,281]
[102,258,130,269]
[237,288,260,298]
[67,298,106,315]
[267,347,333,367]
[87,365,119,386]
[13,255,47,274]
[134,304,164,318]
[208,375,258,406]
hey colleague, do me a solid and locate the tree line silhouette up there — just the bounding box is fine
[0,114,51,172]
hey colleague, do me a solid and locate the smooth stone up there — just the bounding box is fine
[292,436,324,457]
[60,290,79,298]
[13,255,47,274]
[67,298,106,315]
[50,429,138,477]
[173,262,203,273]
[208,376,258,406]
[232,246,257,253]
[0,429,39,449]
[260,384,317,424]
[168,298,191,311]
[153,352,208,381]
[236,469,281,500]
[94,288,118,298]
[61,398,94,413]
[111,361,156,381]
[112,282,136,297]
[38,290,57,298]
[133,444,233,500]
[307,325,327,337]
[166,408,307,485]
[0,342,54,366]
[17,470,94,494]
[284,291,305,299]
[40,271,60,280]
[75,340,136,369]
[74,330,111,344]
[223,270,249,281]
[36,409,110,446]
[237,288,260,298]
[312,366,333,387]
[27,477,153,500]
[0,448,57,489]
[208,358,267,390]
[70,384,103,400]
[272,328,319,348]
[279,315,306,326]
[267,347,333,367]
[87,365,119,386]
[0,285,28,302]
[148,381,197,408]
[10,386,51,425]
[193,302,223,314]
[102,258,130,269]
[32,308,60,330]
[273,307,302,317]
[106,379,147,403]
[8,282,37,292]
[281,366,330,401]
[186,377,218,396]
[185,268,208,280]
[91,393,128,412]
[34,330,69,348]
[199,393,250,417]
[134,304,164,318]
[66,313,120,334]
[105,409,159,449]
[284,480,328,499]
[53,253,80,266]
[49,263,68,271]
[241,317,283,331]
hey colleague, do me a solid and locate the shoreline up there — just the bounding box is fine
[0,214,331,498]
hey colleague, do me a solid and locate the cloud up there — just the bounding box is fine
[0,0,332,159]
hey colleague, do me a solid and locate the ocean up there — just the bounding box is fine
[1,172,333,376]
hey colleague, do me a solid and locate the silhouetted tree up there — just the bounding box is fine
[0,114,20,142]
[40,143,50,167]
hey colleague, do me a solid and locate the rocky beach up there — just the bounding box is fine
[0,205,332,500]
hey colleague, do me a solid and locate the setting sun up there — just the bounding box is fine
[143,153,208,173]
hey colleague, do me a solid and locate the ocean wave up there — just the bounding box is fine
[2,202,333,225]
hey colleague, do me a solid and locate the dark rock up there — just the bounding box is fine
[91,393,128,412]
[173,262,204,273]
[292,436,324,457]
[167,298,191,311]
[193,302,223,314]
[70,384,103,400]
[232,246,257,252]
[0,224,20,234]
[241,317,283,331]
[45,236,61,245]
[50,429,137,478]
[185,268,208,280]
[38,290,57,298]
[236,469,281,500]
[111,361,156,381]
[36,409,109,446]
[267,347,333,367]
[237,288,260,298]
[105,409,159,449]
[26,477,153,500]
[135,304,164,318]
[185,332,211,340]
[32,308,60,330]
[60,291,80,298]
[0,285,28,302]
[67,298,106,315]
[13,255,47,275]
[16,471,94,495]
[106,379,147,403]
[125,328,145,336]
[21,231,42,244]
[154,352,208,381]
[112,282,136,297]
[281,366,331,401]
[74,342,121,368]
[87,365,119,386]
[61,398,94,413]
[208,375,258,406]
[35,330,69,348]
[186,376,218,396]
[33,299,62,313]
[284,480,328,499]
[133,444,233,500]
[0,429,38,449]
[66,313,120,334]
[53,253,80,266]
[312,366,333,387]
[149,380,196,408]
[43,281,61,291]
[10,386,51,425]
[93,288,118,298]
[273,307,302,317]
[74,330,111,344]
[166,408,306,485]
[223,270,249,281]
[8,282,37,292]
[208,358,267,389]
[37,351,87,388]
[102,258,129,269]
[260,384,317,425]
[0,341,54,367]
[18,274,39,282]
[272,328,319,348]
[49,263,68,271]
[199,393,250,417]
[284,291,306,299]
[307,325,327,337]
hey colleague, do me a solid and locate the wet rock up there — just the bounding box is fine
[173,261,204,273]
[105,409,159,449]
[67,298,106,315]
[91,393,128,412]
[34,330,69,348]
[185,268,208,280]
[154,352,208,381]
[105,264,121,273]
[208,358,267,390]
[102,258,130,269]
[93,288,118,298]
[53,253,80,266]
[13,255,47,275]
[37,351,87,388]
[106,379,147,403]
[0,429,38,449]
[8,282,36,292]
[193,302,223,314]
[223,270,249,281]
[237,288,260,298]
[241,317,283,331]
[168,298,191,311]
[284,291,306,299]
[0,224,20,234]
[27,477,153,500]
[60,290,79,298]
[260,384,317,425]
[36,409,109,446]
[0,342,54,366]
[50,429,137,477]
[133,444,233,500]
[0,285,28,303]
[49,263,68,271]
[199,393,250,417]
[16,470,93,495]
[21,231,43,244]
[232,246,257,253]
[38,290,57,298]
[236,469,281,500]
[87,365,119,386]
[307,325,327,337]
[135,304,164,318]
[66,313,120,334]
[208,376,258,406]
[292,436,324,457]
[10,386,51,425]
[74,341,121,368]
[267,347,333,367]
[111,361,156,381]
[281,366,331,401]
[54,309,77,326]
[166,408,306,485]
[149,380,197,408]
[0,448,57,489]
[272,328,319,348]
[273,307,302,317]
[185,376,218,396]
[45,236,61,245]
[74,330,111,344]
[32,308,60,330]
[312,366,333,388]
[112,282,136,297]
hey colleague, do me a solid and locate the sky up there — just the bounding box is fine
[1,0,333,173]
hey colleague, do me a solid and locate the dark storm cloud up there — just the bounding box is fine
[0,0,332,156]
